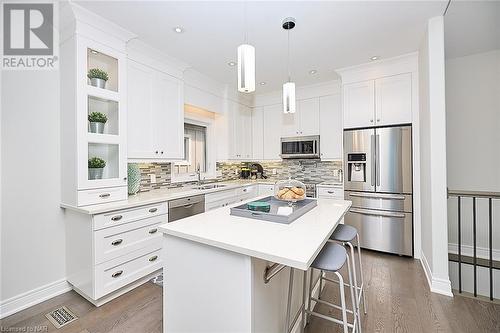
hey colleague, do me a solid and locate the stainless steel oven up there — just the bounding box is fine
[280,135,320,159]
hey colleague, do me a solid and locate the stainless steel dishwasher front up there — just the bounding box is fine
[168,194,205,222]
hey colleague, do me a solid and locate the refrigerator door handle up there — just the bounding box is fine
[376,134,381,186]
[350,208,406,219]
[348,193,406,200]
[371,134,376,186]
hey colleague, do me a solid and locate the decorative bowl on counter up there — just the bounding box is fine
[274,178,306,203]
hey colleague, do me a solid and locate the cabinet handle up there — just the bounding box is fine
[370,119,374,123]
[112,270,123,278]
[148,208,158,213]
[161,151,164,154]
[111,215,122,221]
[155,151,159,154]
[327,191,335,194]
[149,228,158,234]
[377,119,380,122]
[149,255,158,262]
[243,189,247,192]
[123,177,127,181]
[111,239,123,246]
[99,193,110,198]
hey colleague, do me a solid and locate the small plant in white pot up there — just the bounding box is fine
[87,68,109,89]
[88,157,106,180]
[88,112,107,134]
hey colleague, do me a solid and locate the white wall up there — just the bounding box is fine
[446,50,500,260]
[1,70,69,317]
[418,16,452,296]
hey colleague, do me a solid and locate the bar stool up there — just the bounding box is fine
[326,224,367,317]
[284,243,360,333]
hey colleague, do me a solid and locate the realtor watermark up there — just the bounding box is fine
[1,1,59,70]
[0,326,48,332]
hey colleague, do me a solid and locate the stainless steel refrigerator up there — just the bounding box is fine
[344,125,413,256]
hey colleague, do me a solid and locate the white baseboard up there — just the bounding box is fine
[448,243,500,261]
[0,279,71,319]
[420,251,453,297]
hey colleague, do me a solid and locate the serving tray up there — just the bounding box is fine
[230,196,317,224]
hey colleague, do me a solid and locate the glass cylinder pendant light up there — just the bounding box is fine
[237,2,255,93]
[238,44,255,93]
[282,17,296,113]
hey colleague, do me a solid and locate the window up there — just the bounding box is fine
[173,123,207,176]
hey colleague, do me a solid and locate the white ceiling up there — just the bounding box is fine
[444,0,500,59]
[76,1,448,93]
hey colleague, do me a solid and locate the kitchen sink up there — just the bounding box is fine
[194,184,227,190]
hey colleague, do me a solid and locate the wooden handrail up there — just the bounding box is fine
[448,189,500,199]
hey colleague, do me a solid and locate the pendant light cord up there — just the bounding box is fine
[244,1,248,43]
[287,26,291,82]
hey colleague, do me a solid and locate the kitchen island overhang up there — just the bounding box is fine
[159,198,352,333]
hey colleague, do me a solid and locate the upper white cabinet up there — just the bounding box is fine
[281,98,320,136]
[375,73,412,126]
[229,101,252,160]
[343,80,375,128]
[343,73,412,129]
[252,107,264,160]
[127,60,184,160]
[319,94,342,160]
[263,104,282,160]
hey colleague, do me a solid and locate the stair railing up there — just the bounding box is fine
[448,189,500,300]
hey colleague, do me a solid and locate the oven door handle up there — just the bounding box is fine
[349,208,406,219]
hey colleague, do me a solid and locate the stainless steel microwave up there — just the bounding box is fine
[280,135,320,159]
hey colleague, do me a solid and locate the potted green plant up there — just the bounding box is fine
[88,112,107,134]
[88,157,106,180]
[87,68,109,89]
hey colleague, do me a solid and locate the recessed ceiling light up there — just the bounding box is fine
[259,82,266,85]
[370,56,379,61]
[228,61,236,67]
[309,69,317,75]
[173,27,184,33]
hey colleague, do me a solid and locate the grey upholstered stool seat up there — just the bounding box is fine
[311,243,347,272]
[330,224,357,242]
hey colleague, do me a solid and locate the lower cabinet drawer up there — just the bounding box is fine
[93,202,168,230]
[94,215,165,264]
[94,246,162,299]
[205,199,232,212]
[317,187,344,199]
[78,187,127,206]
[235,185,257,197]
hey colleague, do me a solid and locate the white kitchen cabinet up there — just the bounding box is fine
[229,101,252,160]
[343,73,412,129]
[343,80,375,129]
[298,98,320,136]
[258,184,275,196]
[375,73,412,126]
[127,60,184,160]
[319,94,343,160]
[280,98,320,136]
[262,104,282,160]
[252,107,264,160]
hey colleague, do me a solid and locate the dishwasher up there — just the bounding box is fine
[168,194,205,222]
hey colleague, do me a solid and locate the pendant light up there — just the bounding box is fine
[282,17,296,113]
[237,2,255,93]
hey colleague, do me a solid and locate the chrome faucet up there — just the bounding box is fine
[196,163,202,185]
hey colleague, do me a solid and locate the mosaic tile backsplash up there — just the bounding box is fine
[134,160,343,192]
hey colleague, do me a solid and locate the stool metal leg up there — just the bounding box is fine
[285,268,294,333]
[356,234,367,315]
[334,271,349,333]
[319,270,323,299]
[347,253,361,333]
[346,242,361,328]
[301,270,307,333]
[307,268,314,324]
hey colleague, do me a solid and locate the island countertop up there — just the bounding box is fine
[159,198,351,270]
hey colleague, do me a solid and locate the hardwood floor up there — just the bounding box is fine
[1,251,499,333]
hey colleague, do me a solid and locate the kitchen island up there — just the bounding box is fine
[159,197,351,333]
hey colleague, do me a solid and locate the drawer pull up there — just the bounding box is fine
[111,215,123,221]
[149,208,158,213]
[112,270,123,278]
[327,191,335,194]
[111,239,123,246]
[149,255,158,262]
[149,228,158,234]
[99,193,111,198]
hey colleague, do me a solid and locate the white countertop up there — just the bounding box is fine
[159,198,351,270]
[60,180,276,215]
